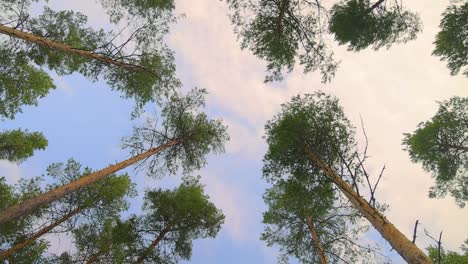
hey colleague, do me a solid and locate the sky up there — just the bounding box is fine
[1,0,467,263]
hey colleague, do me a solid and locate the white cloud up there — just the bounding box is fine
[223,117,264,160]
[200,171,254,242]
[0,160,23,184]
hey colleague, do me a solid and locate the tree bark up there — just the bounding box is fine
[0,23,155,76]
[304,210,328,264]
[305,148,432,264]
[0,138,185,225]
[0,206,84,260]
[133,228,169,264]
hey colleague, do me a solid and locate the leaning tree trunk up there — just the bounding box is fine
[0,206,84,260]
[305,148,432,264]
[133,228,169,264]
[0,23,155,76]
[304,210,328,264]
[0,138,185,225]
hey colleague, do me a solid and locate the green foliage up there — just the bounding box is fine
[427,239,468,264]
[263,91,356,183]
[63,176,224,263]
[65,218,140,264]
[0,47,56,119]
[123,88,229,176]
[0,177,48,264]
[226,0,337,82]
[433,2,468,77]
[44,159,136,232]
[403,96,468,207]
[135,176,224,263]
[226,0,420,82]
[0,129,48,163]
[0,0,180,118]
[329,0,421,51]
[261,177,374,263]
[261,91,388,262]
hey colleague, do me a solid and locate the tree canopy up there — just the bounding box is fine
[225,0,420,82]
[226,0,337,83]
[122,88,229,177]
[433,2,468,77]
[403,96,468,207]
[0,129,47,163]
[329,0,421,51]
[263,92,356,183]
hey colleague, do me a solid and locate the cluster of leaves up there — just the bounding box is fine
[0,129,47,163]
[403,96,467,207]
[433,2,468,77]
[329,0,421,51]
[263,92,356,183]
[122,88,229,177]
[226,0,337,83]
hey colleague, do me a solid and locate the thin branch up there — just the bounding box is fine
[412,220,419,244]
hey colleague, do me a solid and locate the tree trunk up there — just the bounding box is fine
[305,148,432,264]
[0,138,185,225]
[304,210,328,264]
[0,206,83,260]
[133,228,169,264]
[0,23,155,77]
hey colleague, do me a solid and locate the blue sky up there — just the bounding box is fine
[1,0,467,263]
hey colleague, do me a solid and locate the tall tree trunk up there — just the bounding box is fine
[0,206,83,260]
[305,148,432,264]
[0,138,185,225]
[133,228,169,264]
[304,210,328,264]
[0,23,156,77]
